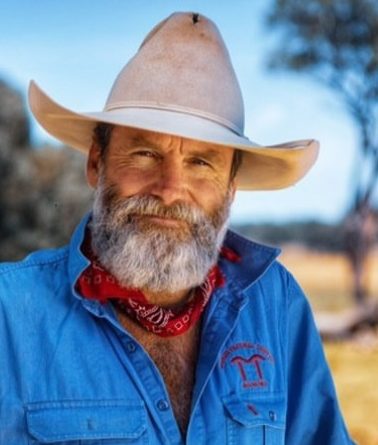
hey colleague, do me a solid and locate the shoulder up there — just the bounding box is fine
[260,259,300,292]
[0,245,69,274]
[0,246,69,302]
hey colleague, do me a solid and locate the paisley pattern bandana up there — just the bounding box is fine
[76,238,240,337]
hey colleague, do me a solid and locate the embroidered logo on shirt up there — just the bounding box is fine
[220,342,274,389]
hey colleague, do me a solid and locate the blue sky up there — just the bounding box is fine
[0,0,358,224]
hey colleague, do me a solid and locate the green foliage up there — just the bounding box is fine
[267,0,378,303]
[267,0,378,209]
[0,80,92,261]
[268,0,378,89]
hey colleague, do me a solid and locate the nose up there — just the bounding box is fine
[151,157,187,206]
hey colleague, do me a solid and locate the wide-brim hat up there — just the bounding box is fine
[29,12,319,190]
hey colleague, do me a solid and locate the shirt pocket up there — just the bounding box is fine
[223,393,286,445]
[25,399,148,445]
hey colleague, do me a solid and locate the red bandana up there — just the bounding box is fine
[76,240,240,337]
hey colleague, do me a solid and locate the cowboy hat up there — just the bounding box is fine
[28,12,319,190]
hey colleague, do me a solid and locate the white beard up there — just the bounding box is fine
[90,178,232,293]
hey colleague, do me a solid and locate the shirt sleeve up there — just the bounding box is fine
[285,272,356,445]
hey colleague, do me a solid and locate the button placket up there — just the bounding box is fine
[116,332,182,443]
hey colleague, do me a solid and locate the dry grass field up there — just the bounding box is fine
[325,341,378,445]
[280,246,378,312]
[280,246,378,445]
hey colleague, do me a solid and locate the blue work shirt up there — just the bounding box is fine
[0,214,354,444]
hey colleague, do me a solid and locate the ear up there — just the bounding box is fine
[229,179,237,202]
[86,143,102,188]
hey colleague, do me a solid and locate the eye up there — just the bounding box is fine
[132,149,158,158]
[190,157,211,167]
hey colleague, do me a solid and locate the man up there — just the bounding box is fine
[0,12,354,444]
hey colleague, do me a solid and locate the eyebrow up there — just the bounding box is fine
[128,135,160,148]
[188,148,226,164]
[127,134,227,163]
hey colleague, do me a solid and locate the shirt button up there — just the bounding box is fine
[157,399,170,411]
[269,411,277,421]
[126,341,136,352]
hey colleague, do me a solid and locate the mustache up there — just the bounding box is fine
[100,192,206,226]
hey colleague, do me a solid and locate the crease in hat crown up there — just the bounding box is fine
[28,11,320,191]
[104,12,245,135]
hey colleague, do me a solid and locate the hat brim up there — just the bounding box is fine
[28,81,319,190]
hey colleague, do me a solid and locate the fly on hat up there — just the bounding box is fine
[28,12,319,190]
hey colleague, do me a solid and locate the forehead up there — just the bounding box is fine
[109,126,234,158]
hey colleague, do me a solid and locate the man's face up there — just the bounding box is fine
[86,126,236,294]
[87,126,236,220]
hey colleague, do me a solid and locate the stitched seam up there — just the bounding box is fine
[26,399,144,409]
[0,249,68,276]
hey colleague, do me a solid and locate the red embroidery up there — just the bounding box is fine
[220,342,274,368]
[247,404,259,416]
[231,354,268,388]
[220,246,241,263]
[221,342,274,390]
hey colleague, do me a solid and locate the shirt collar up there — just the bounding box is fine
[68,212,91,292]
[220,229,281,292]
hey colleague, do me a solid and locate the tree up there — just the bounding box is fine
[266,0,378,306]
[0,80,30,252]
[0,80,92,261]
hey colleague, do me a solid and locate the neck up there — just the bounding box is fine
[141,287,193,308]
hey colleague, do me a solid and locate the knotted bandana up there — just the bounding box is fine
[76,240,240,337]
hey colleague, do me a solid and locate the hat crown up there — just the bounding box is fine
[105,12,245,135]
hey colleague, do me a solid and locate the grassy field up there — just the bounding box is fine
[280,247,378,445]
[280,246,378,312]
[325,341,378,445]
